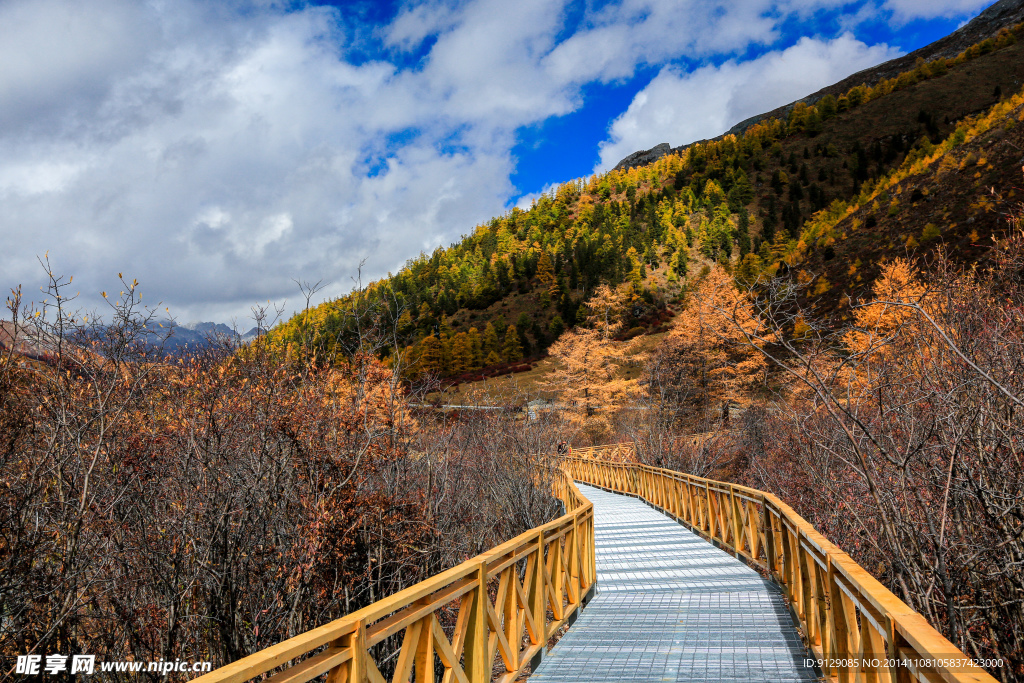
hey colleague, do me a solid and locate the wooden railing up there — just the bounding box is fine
[193,469,594,683]
[567,442,633,460]
[566,446,998,683]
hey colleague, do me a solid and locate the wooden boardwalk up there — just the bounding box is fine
[531,484,815,683]
[193,454,997,683]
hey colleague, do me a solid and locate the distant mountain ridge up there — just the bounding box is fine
[1,318,261,360]
[613,0,1024,171]
[144,320,260,352]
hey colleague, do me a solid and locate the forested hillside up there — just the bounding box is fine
[269,23,1024,385]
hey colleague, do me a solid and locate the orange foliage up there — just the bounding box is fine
[844,258,929,357]
[545,284,644,436]
[663,264,773,405]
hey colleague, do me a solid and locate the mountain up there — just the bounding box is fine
[266,9,1024,385]
[181,321,260,344]
[778,75,1024,317]
[142,321,261,353]
[0,318,262,361]
[613,0,1024,171]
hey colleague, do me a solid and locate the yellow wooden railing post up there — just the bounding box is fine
[502,563,518,674]
[530,529,546,646]
[338,621,366,683]
[413,601,433,683]
[820,555,837,679]
[882,612,898,683]
[763,495,777,581]
[570,513,581,601]
[549,529,563,622]
[463,562,488,683]
[728,484,742,557]
[326,633,352,683]
[668,475,677,519]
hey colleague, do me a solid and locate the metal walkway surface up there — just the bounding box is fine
[530,484,815,683]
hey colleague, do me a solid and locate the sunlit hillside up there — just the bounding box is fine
[268,24,1024,387]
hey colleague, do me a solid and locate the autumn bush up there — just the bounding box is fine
[0,274,561,679]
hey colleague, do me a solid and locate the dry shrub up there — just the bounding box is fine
[0,272,561,677]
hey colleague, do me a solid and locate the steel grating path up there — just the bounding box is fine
[530,483,816,683]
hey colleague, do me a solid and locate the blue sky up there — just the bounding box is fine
[0,0,989,323]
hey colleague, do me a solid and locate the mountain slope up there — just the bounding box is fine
[781,83,1024,317]
[267,17,1024,385]
[614,0,1024,171]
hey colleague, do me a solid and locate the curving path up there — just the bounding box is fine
[530,483,816,683]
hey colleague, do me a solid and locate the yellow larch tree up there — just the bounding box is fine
[536,250,559,301]
[502,324,523,362]
[545,284,644,437]
[841,258,942,399]
[844,258,929,360]
[659,264,773,408]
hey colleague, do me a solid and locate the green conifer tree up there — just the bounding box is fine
[419,334,443,375]
[549,315,565,340]
[482,322,500,358]
[503,325,524,362]
[467,327,483,369]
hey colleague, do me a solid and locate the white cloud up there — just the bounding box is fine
[514,181,563,210]
[0,0,159,135]
[596,33,902,171]
[0,0,922,323]
[383,1,459,52]
[0,0,518,321]
[883,0,990,22]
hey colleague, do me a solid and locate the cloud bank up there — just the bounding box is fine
[884,0,991,22]
[0,0,979,322]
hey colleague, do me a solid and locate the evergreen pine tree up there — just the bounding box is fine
[516,312,533,355]
[482,322,500,358]
[549,315,565,340]
[737,208,751,256]
[450,332,472,374]
[676,247,688,276]
[503,325,524,362]
[467,327,483,369]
